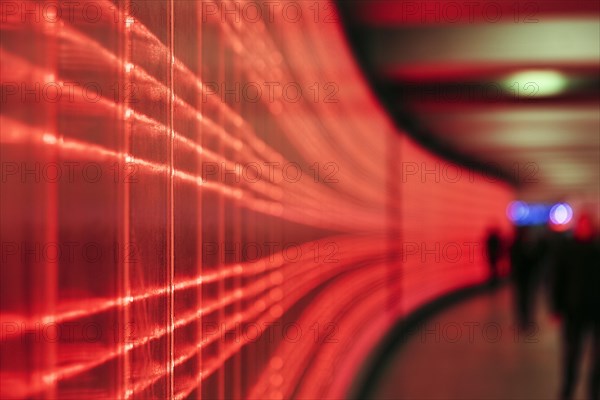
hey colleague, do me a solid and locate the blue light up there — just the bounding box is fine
[549,203,573,225]
[507,201,556,226]
[507,201,529,223]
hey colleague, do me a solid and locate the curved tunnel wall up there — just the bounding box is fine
[0,1,513,399]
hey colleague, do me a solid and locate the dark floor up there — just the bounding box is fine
[366,285,594,400]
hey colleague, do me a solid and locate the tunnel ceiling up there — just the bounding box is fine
[339,0,600,204]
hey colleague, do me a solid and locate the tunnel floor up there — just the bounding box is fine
[366,284,594,400]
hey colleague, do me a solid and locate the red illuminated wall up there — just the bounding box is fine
[0,1,513,399]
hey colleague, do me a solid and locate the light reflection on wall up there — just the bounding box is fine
[0,1,513,399]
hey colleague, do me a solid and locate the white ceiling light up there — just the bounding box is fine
[502,70,569,97]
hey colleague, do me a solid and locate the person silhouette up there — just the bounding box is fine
[485,228,503,286]
[510,225,540,330]
[551,213,600,400]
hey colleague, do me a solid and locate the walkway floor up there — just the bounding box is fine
[366,284,594,399]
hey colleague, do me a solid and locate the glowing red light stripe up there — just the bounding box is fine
[1,116,358,230]
[2,234,364,337]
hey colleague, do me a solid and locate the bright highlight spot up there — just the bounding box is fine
[549,203,573,225]
[507,201,529,222]
[42,133,58,144]
[503,70,568,97]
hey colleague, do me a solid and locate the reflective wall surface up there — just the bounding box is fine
[1,1,512,398]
